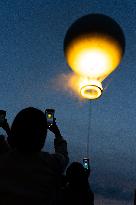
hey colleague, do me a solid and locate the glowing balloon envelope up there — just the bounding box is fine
[64,14,125,99]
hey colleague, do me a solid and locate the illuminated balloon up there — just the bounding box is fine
[64,14,125,99]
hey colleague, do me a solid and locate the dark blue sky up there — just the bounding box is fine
[0,0,135,204]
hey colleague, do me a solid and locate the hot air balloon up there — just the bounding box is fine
[64,14,125,99]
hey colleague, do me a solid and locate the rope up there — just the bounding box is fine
[87,100,92,157]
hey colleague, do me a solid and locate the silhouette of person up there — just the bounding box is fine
[0,107,69,205]
[62,162,94,205]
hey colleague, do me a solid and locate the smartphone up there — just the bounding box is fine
[0,110,6,126]
[45,109,55,126]
[83,158,90,170]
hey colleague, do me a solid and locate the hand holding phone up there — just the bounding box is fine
[45,109,55,126]
[0,110,6,127]
[83,158,90,170]
[45,109,62,138]
[0,110,11,137]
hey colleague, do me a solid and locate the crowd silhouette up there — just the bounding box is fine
[0,107,94,205]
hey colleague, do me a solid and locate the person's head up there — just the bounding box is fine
[66,162,87,185]
[8,107,47,152]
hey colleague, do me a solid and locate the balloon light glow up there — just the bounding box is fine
[66,35,122,82]
[66,34,120,99]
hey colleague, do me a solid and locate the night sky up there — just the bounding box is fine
[0,0,135,204]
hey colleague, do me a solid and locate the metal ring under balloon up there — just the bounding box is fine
[80,84,103,100]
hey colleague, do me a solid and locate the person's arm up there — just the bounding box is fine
[49,124,69,171]
[0,119,11,154]
[1,119,11,138]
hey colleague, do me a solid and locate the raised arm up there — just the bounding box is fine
[48,124,69,171]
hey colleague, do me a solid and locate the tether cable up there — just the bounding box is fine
[87,100,92,157]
